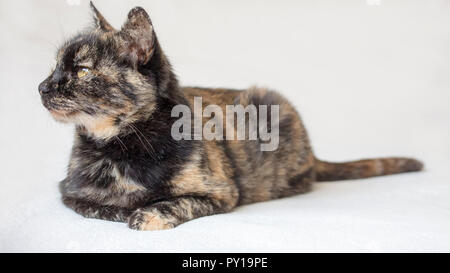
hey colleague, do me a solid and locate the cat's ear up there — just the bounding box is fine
[117,7,155,67]
[90,1,115,32]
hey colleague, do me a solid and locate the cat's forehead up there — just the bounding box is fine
[56,33,112,65]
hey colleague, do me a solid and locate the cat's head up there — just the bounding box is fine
[39,2,175,140]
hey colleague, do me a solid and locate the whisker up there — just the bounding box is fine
[127,124,154,157]
[129,124,156,155]
[114,136,127,153]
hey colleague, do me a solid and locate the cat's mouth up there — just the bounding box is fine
[41,97,78,122]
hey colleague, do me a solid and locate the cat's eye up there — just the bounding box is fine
[77,67,90,78]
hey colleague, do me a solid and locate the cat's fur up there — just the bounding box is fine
[38,3,423,230]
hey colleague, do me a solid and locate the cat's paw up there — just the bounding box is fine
[128,209,175,231]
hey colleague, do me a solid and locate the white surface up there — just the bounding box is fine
[0,0,449,252]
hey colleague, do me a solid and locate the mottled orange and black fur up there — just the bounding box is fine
[38,3,423,230]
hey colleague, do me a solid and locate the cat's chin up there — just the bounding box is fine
[49,109,78,123]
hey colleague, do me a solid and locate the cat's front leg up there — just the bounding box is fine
[128,196,230,230]
[62,196,133,222]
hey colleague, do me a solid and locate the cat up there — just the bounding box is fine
[38,2,423,230]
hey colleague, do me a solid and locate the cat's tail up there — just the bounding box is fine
[314,157,423,182]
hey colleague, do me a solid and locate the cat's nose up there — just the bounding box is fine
[38,80,51,95]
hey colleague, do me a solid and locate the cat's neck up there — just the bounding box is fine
[75,95,186,145]
[74,95,195,165]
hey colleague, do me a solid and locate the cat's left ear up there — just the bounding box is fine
[90,2,115,32]
[117,7,155,68]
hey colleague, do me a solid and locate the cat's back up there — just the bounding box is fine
[181,86,243,108]
[180,86,315,205]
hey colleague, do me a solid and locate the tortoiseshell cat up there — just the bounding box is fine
[38,3,423,230]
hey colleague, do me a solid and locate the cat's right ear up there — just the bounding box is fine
[116,7,156,68]
[90,1,115,32]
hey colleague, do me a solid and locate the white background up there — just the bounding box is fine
[0,0,449,252]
